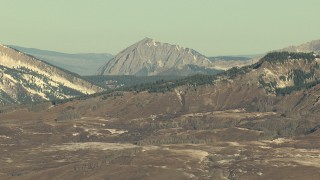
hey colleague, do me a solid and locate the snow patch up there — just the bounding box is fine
[157,60,164,67]
[45,142,137,151]
[106,129,128,135]
[175,89,183,105]
[270,138,292,144]
[32,132,52,135]
[4,158,13,163]
[167,148,209,163]
[0,135,11,139]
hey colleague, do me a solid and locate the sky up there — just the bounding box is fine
[1,0,320,56]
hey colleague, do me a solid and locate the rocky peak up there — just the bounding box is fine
[99,38,220,76]
[140,37,157,44]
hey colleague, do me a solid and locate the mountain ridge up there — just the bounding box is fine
[0,44,103,105]
[279,39,320,53]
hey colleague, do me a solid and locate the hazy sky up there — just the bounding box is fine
[1,0,319,56]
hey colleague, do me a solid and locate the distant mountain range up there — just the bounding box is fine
[207,56,258,70]
[0,45,102,105]
[2,38,319,106]
[99,38,320,77]
[9,45,113,76]
[8,39,320,77]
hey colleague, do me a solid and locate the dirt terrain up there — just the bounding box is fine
[0,89,320,180]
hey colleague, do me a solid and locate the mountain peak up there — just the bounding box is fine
[141,37,154,42]
[136,37,160,47]
[99,39,220,76]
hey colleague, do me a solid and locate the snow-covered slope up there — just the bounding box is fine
[0,44,103,105]
[99,38,222,76]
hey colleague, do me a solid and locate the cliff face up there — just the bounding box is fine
[0,45,103,105]
[99,38,221,76]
